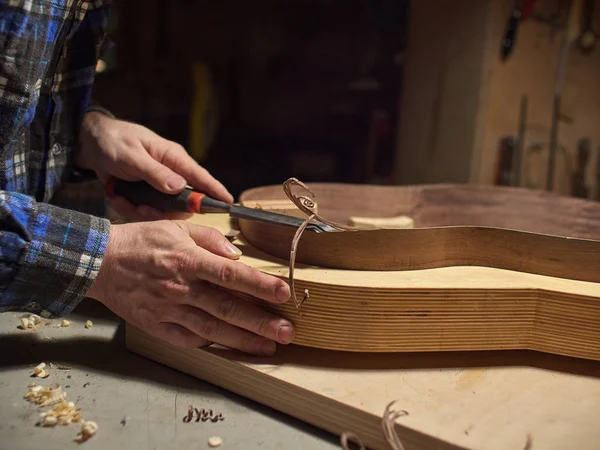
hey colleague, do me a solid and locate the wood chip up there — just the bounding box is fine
[61,320,71,327]
[18,317,31,330]
[75,421,98,442]
[85,320,93,329]
[24,383,66,407]
[33,362,50,379]
[39,400,83,428]
[208,436,223,447]
[30,314,42,326]
[57,366,72,371]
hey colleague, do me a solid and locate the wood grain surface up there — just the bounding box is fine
[127,325,600,450]
[238,183,600,283]
[187,213,600,359]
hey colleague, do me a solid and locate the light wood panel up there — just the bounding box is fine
[187,213,600,359]
[126,325,600,450]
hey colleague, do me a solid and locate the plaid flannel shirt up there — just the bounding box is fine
[0,0,112,318]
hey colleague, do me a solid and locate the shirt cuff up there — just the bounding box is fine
[0,193,111,318]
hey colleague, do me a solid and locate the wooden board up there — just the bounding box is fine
[238,183,600,284]
[188,213,600,360]
[126,325,600,450]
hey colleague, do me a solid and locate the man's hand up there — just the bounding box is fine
[76,112,232,220]
[86,220,295,355]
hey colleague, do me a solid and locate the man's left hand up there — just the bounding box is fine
[76,112,233,221]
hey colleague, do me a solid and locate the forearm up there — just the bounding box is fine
[0,191,110,318]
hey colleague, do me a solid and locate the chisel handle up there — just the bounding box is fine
[104,178,231,214]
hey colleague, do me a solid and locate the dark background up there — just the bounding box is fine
[92,0,409,199]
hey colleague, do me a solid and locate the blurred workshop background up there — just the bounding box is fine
[79,0,600,204]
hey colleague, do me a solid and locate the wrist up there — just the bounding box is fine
[86,223,124,303]
[76,111,115,171]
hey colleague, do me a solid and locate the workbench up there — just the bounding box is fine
[0,300,339,450]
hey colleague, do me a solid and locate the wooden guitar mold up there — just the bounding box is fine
[238,183,600,284]
[185,212,600,360]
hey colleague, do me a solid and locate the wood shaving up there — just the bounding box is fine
[40,400,82,427]
[33,363,50,379]
[85,320,93,329]
[57,365,72,371]
[18,315,43,330]
[30,315,42,326]
[208,436,223,447]
[19,317,31,330]
[24,383,66,407]
[75,421,98,442]
[61,320,71,327]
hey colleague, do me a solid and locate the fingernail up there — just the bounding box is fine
[275,284,290,302]
[259,340,276,356]
[224,241,242,257]
[166,175,186,191]
[277,324,294,344]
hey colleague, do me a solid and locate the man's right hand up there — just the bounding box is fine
[86,220,295,356]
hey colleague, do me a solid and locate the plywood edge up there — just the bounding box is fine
[125,325,465,450]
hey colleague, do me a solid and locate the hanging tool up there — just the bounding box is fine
[579,0,597,53]
[104,178,335,233]
[500,0,538,61]
[571,138,591,198]
[494,137,516,186]
[546,0,584,192]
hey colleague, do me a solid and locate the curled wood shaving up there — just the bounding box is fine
[340,401,407,450]
[282,178,355,309]
[33,363,50,379]
[40,400,83,427]
[24,383,66,407]
[85,320,93,329]
[282,178,356,232]
[19,318,31,330]
[30,315,42,326]
[18,314,42,330]
[340,432,366,450]
[75,421,98,442]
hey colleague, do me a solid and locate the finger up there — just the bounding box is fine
[152,322,213,349]
[136,205,167,221]
[132,150,188,194]
[107,197,166,222]
[156,140,233,203]
[186,287,295,344]
[107,197,147,222]
[177,222,242,260]
[170,305,277,356]
[194,248,291,304]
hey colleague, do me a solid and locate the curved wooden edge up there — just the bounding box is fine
[239,182,600,240]
[238,219,600,284]
[188,213,600,360]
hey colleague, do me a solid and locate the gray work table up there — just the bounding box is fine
[0,300,339,450]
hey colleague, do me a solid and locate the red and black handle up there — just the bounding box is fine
[104,178,232,214]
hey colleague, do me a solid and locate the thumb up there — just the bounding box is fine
[133,152,187,194]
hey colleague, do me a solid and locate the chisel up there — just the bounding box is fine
[104,178,334,232]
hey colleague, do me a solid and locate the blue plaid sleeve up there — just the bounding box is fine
[0,191,110,317]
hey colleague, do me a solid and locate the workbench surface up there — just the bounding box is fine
[0,300,339,450]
